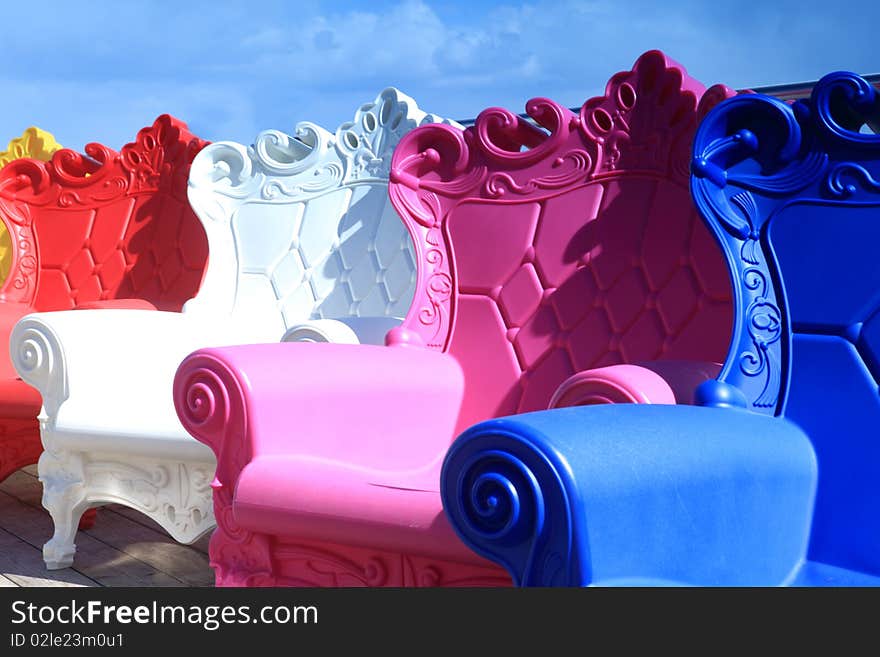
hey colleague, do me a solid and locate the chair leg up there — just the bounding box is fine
[42,497,86,570]
[38,449,88,570]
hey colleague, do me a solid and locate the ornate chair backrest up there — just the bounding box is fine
[186,88,457,343]
[691,71,880,577]
[389,50,734,430]
[0,115,208,311]
[0,127,63,285]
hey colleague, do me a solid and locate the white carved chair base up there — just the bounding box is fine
[39,446,214,570]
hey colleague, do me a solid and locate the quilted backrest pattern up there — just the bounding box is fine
[0,127,63,286]
[186,88,458,340]
[0,115,209,311]
[691,72,880,576]
[390,50,734,429]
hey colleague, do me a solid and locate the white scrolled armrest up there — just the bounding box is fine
[10,310,243,433]
[282,316,402,346]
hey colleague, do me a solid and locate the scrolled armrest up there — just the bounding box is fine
[442,403,817,586]
[10,309,230,419]
[174,342,465,474]
[172,347,250,461]
[10,315,68,415]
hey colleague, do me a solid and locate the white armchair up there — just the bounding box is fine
[11,88,459,569]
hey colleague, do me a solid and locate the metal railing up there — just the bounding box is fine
[748,73,880,101]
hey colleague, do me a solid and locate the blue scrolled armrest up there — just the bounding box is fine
[441,404,817,586]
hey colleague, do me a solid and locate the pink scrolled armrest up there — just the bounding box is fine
[549,361,722,409]
[173,342,466,473]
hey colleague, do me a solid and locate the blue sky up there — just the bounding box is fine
[3,0,877,151]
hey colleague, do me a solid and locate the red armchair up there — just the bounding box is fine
[0,115,208,489]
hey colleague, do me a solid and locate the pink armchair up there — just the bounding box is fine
[174,50,735,586]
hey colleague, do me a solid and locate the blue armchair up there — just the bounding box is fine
[441,71,880,586]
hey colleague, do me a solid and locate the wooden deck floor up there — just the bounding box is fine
[0,466,213,587]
